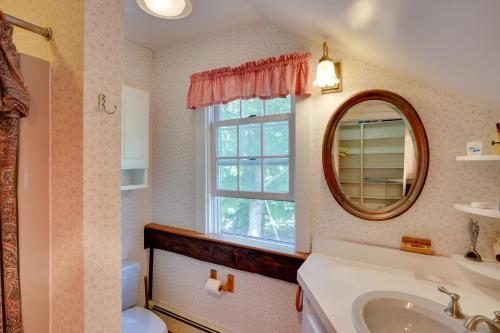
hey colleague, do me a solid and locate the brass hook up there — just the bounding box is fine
[97,93,117,115]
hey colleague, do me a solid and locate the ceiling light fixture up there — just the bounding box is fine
[313,42,342,94]
[137,0,192,19]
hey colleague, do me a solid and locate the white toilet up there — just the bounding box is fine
[122,260,168,333]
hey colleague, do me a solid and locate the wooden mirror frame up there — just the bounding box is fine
[322,90,430,221]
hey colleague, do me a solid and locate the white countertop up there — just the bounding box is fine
[297,240,500,333]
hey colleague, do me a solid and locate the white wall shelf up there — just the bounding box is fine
[453,203,500,219]
[121,169,148,191]
[451,255,500,282]
[120,183,147,191]
[455,155,500,161]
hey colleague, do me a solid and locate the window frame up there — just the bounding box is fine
[209,97,296,243]
[195,96,311,253]
[211,100,295,202]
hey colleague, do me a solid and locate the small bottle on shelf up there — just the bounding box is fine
[494,236,500,263]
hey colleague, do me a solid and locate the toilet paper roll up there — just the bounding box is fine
[205,278,222,296]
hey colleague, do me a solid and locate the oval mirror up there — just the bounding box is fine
[322,90,429,220]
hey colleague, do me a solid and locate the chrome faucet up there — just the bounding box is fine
[463,311,500,333]
[437,286,465,319]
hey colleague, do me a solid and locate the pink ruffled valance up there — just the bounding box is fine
[187,52,312,109]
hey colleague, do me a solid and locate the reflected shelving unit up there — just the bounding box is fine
[337,119,411,209]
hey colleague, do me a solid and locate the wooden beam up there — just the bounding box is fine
[144,223,307,284]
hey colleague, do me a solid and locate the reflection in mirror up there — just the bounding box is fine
[332,100,418,211]
[323,90,429,220]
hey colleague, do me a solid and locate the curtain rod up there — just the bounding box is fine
[0,11,52,41]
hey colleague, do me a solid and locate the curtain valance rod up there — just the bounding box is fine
[0,11,52,41]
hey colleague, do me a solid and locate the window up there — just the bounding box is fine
[210,97,295,245]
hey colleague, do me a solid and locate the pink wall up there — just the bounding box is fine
[82,1,123,331]
[2,1,86,330]
[18,54,50,333]
[3,1,123,331]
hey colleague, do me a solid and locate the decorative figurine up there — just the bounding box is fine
[464,219,482,262]
[492,122,500,155]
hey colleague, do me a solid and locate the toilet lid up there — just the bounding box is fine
[122,306,168,333]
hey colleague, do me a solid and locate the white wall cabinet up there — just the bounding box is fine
[121,85,150,190]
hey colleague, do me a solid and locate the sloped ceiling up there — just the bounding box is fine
[125,0,500,109]
[125,0,262,50]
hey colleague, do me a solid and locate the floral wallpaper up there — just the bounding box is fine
[3,2,498,331]
[148,22,500,332]
[2,0,86,331]
[149,25,313,332]
[82,0,123,332]
[3,0,124,332]
[310,54,500,259]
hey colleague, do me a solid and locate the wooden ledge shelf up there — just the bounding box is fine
[144,223,308,287]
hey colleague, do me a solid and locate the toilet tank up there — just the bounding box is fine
[122,260,140,310]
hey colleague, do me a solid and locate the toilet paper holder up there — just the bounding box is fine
[210,269,235,293]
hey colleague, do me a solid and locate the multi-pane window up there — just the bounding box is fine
[211,97,295,244]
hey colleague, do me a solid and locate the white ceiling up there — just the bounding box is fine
[125,0,500,109]
[124,0,262,50]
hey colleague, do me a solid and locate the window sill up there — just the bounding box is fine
[212,233,298,257]
[144,223,308,283]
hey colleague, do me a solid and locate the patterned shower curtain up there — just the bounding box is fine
[0,22,30,333]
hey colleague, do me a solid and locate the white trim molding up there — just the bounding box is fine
[294,95,312,253]
[195,108,212,233]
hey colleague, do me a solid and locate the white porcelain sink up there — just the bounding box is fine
[352,291,466,333]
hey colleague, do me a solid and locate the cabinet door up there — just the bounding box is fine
[302,296,329,333]
[121,85,149,169]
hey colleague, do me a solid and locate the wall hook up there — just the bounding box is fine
[97,93,117,114]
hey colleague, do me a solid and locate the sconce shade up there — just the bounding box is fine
[314,60,340,87]
[313,42,340,88]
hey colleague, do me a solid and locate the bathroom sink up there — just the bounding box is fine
[352,291,466,333]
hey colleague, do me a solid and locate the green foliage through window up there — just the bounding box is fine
[218,197,295,244]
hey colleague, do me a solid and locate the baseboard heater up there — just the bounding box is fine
[152,304,222,333]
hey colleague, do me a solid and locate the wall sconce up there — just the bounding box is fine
[313,42,342,94]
